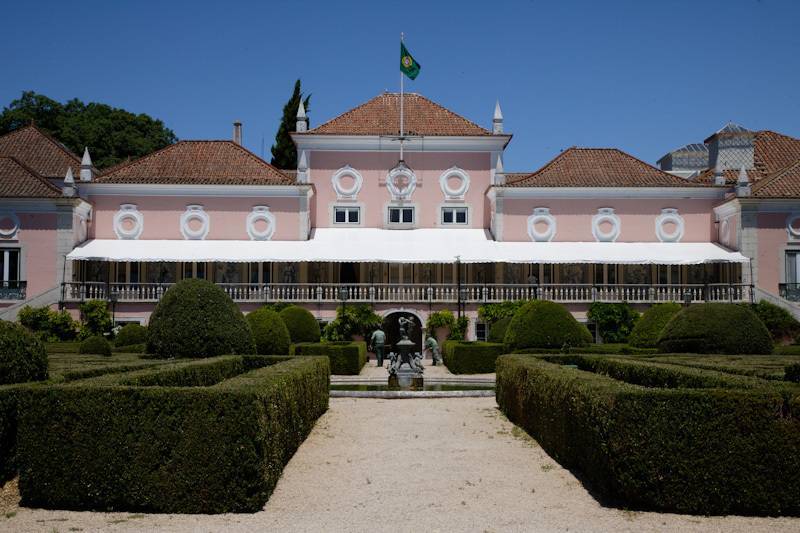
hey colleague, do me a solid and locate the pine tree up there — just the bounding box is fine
[270,80,311,169]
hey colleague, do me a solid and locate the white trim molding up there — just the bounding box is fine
[439,166,470,200]
[719,218,732,244]
[655,208,685,243]
[113,204,144,240]
[592,208,621,242]
[246,206,276,241]
[493,186,726,200]
[331,165,363,200]
[527,207,557,242]
[0,212,20,240]
[291,133,512,153]
[180,205,210,240]
[786,213,800,240]
[386,162,417,201]
[80,183,312,198]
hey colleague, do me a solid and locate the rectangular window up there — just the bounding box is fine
[786,251,800,285]
[475,322,487,342]
[389,207,414,224]
[334,206,360,224]
[442,207,468,225]
[0,249,20,284]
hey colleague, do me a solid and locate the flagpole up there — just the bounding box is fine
[400,32,404,161]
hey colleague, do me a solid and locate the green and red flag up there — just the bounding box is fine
[400,42,421,80]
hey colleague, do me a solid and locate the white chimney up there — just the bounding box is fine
[80,148,93,182]
[62,167,76,197]
[493,100,503,134]
[233,121,243,145]
[296,100,308,132]
[297,150,308,183]
[493,155,506,185]
[736,166,751,197]
[713,163,726,186]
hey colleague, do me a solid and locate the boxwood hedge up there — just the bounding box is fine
[628,303,681,348]
[504,300,592,350]
[246,307,291,355]
[658,303,773,354]
[787,363,800,383]
[16,355,329,513]
[0,321,48,385]
[496,354,800,515]
[79,335,112,356]
[114,323,147,347]
[290,341,367,375]
[442,341,505,373]
[279,305,321,343]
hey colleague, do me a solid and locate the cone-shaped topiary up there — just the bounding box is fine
[487,316,512,344]
[114,323,147,347]
[0,321,47,384]
[146,279,255,358]
[658,303,772,354]
[246,307,291,355]
[504,300,592,350]
[79,335,112,356]
[628,303,681,348]
[279,305,321,343]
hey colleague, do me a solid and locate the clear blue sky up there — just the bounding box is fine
[2,0,798,171]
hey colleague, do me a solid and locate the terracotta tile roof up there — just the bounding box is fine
[302,93,493,136]
[751,160,800,198]
[0,156,62,198]
[504,172,532,185]
[696,130,800,185]
[0,125,81,178]
[502,148,707,188]
[96,141,293,185]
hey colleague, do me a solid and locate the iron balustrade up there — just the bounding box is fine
[61,281,753,304]
[779,283,800,302]
[0,280,26,300]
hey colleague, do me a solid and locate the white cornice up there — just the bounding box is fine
[491,186,726,200]
[291,134,512,152]
[79,183,312,198]
[736,197,800,213]
[0,198,90,213]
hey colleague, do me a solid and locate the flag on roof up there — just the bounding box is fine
[400,42,421,80]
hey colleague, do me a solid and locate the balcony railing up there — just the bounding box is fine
[779,283,800,302]
[0,280,26,300]
[62,281,752,305]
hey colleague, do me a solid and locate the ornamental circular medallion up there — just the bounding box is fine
[247,206,276,241]
[113,204,143,240]
[592,208,621,242]
[180,205,210,240]
[331,166,363,200]
[655,208,685,243]
[527,207,556,242]
[0,212,20,239]
[438,167,470,200]
[787,213,800,239]
[386,162,417,200]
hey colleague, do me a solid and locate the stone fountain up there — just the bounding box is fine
[387,316,424,390]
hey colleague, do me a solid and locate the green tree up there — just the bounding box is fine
[270,80,311,169]
[0,91,177,169]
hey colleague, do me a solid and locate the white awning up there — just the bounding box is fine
[67,228,749,265]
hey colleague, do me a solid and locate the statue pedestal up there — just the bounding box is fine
[388,369,424,391]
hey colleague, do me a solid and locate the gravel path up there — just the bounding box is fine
[2,397,798,532]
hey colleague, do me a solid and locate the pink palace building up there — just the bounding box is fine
[0,92,799,341]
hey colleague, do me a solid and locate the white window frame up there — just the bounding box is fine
[333,206,361,225]
[388,206,415,225]
[441,206,468,225]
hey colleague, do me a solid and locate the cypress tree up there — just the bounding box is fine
[270,80,311,169]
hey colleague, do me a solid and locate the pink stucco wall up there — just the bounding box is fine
[89,196,304,240]
[501,198,716,242]
[718,213,739,250]
[309,151,491,229]
[2,213,60,299]
[756,213,788,294]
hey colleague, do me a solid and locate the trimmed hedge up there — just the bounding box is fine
[442,341,505,374]
[0,384,26,483]
[504,300,592,350]
[279,306,321,343]
[0,321,48,385]
[628,303,681,348]
[246,308,291,355]
[486,316,511,344]
[79,335,112,356]
[787,363,800,383]
[16,355,329,513]
[45,341,81,354]
[658,303,773,354]
[147,279,255,358]
[115,324,147,347]
[496,354,800,515]
[290,341,367,375]
[112,343,146,354]
[512,344,657,356]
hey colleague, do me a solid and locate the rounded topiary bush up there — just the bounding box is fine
[79,335,112,356]
[279,305,320,343]
[0,321,47,384]
[487,316,511,344]
[658,303,772,354]
[246,307,291,355]
[504,300,592,350]
[115,323,147,347]
[628,303,682,348]
[146,278,255,358]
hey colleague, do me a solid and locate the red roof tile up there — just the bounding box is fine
[751,160,800,198]
[696,130,800,185]
[0,125,81,179]
[503,148,706,188]
[96,141,293,185]
[303,93,493,136]
[0,156,62,198]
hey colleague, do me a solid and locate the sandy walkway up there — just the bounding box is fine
[2,398,798,532]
